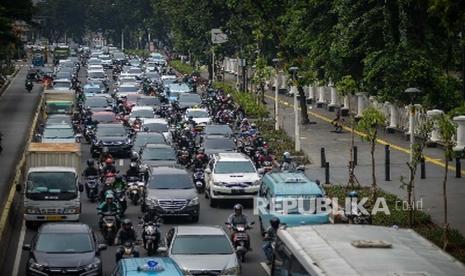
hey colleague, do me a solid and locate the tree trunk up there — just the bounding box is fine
[260,83,265,104]
[371,137,377,200]
[443,153,449,250]
[297,85,310,124]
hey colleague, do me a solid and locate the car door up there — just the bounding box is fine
[205,159,215,190]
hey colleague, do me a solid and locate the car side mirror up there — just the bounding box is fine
[78,183,84,192]
[22,244,31,251]
[205,168,211,174]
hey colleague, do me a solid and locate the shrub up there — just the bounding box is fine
[170,60,195,75]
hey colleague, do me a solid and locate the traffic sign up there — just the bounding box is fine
[211,29,228,44]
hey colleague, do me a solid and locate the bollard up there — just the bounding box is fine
[353,146,358,166]
[320,148,326,168]
[325,162,330,184]
[456,158,462,178]
[420,157,426,179]
[385,145,390,181]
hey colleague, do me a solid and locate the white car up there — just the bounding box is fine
[185,108,211,125]
[115,83,141,97]
[87,64,104,71]
[142,118,171,144]
[205,153,260,207]
[87,69,107,83]
[128,106,155,124]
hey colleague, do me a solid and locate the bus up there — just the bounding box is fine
[271,224,465,276]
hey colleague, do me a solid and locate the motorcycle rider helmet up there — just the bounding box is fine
[122,219,132,230]
[87,159,95,167]
[250,123,257,129]
[283,152,291,159]
[270,217,280,229]
[233,204,243,215]
[347,191,358,198]
[105,192,115,202]
[105,158,113,165]
[115,175,123,181]
[198,148,205,154]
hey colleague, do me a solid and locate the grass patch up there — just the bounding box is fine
[170,59,195,75]
[124,49,150,58]
[324,185,465,263]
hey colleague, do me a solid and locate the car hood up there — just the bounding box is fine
[205,148,235,155]
[42,138,76,143]
[171,254,236,271]
[98,136,129,144]
[33,251,95,268]
[212,173,260,184]
[147,188,196,200]
[142,159,177,167]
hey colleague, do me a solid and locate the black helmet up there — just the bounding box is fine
[122,219,132,228]
[270,217,280,228]
[87,159,95,167]
[233,203,243,214]
[115,175,123,181]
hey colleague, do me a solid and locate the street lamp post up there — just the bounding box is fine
[272,58,281,131]
[289,66,300,152]
[404,87,422,181]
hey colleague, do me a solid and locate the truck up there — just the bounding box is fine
[43,89,76,115]
[23,143,83,228]
[53,45,70,64]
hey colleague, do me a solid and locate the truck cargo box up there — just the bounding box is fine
[26,143,81,174]
[44,89,75,102]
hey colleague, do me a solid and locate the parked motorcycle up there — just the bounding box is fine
[225,221,255,262]
[84,176,99,202]
[193,168,205,193]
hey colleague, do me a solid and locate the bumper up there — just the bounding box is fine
[26,266,101,276]
[91,144,132,157]
[149,204,199,217]
[210,185,259,199]
[24,213,80,222]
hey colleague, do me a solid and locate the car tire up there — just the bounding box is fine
[192,215,199,223]
[25,221,35,229]
[209,197,217,208]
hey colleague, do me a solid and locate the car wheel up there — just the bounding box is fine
[209,197,217,208]
[192,215,199,223]
[25,221,35,229]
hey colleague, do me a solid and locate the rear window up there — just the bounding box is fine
[171,235,233,254]
[148,173,193,189]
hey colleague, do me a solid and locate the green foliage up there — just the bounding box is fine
[252,56,273,87]
[336,75,358,96]
[213,82,269,119]
[436,114,457,156]
[357,107,385,141]
[169,60,195,75]
[448,105,465,118]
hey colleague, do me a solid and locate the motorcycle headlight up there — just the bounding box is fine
[221,265,240,275]
[25,207,41,214]
[187,197,199,206]
[64,207,80,214]
[28,259,44,271]
[84,259,101,271]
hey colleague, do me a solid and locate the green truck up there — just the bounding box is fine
[53,45,70,64]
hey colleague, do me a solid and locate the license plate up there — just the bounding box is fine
[232,189,244,194]
[47,215,62,221]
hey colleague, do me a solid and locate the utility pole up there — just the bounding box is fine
[272,58,281,131]
[121,30,124,50]
[289,66,300,152]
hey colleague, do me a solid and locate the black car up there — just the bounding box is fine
[23,223,106,276]
[142,167,199,222]
[202,135,237,156]
[91,123,133,157]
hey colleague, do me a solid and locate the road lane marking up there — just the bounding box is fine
[265,94,465,175]
[260,262,271,275]
[12,220,26,276]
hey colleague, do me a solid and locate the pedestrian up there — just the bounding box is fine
[331,107,343,133]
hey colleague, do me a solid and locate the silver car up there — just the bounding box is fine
[166,225,240,275]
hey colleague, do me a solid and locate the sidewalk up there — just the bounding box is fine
[215,71,465,235]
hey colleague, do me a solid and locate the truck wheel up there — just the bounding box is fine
[25,221,35,229]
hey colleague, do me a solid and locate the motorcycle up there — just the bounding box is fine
[225,221,255,262]
[193,168,205,193]
[350,212,372,225]
[120,241,138,259]
[84,176,100,202]
[26,81,33,93]
[140,218,161,256]
[127,176,145,205]
[177,150,191,166]
[101,212,119,245]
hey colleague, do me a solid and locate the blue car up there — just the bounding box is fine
[258,172,329,232]
[165,83,191,102]
[112,257,183,276]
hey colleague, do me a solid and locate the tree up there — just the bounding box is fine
[400,110,433,227]
[252,55,272,104]
[435,114,457,249]
[357,107,385,200]
[336,75,359,187]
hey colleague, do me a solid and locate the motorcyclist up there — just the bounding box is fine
[280,152,296,172]
[192,148,208,169]
[263,217,280,265]
[101,158,117,175]
[113,175,127,191]
[227,204,249,228]
[115,219,140,263]
[25,79,33,92]
[126,162,141,179]
[97,193,120,228]
[259,148,279,168]
[83,159,99,177]
[177,135,190,149]
[186,115,197,128]
[177,146,191,165]
[99,147,113,164]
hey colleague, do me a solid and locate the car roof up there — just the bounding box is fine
[131,106,153,111]
[98,123,124,128]
[119,83,138,87]
[39,223,91,234]
[118,257,182,275]
[142,118,167,125]
[150,166,188,175]
[215,152,250,162]
[144,143,172,149]
[263,172,323,196]
[136,132,163,137]
[186,108,208,112]
[175,225,225,236]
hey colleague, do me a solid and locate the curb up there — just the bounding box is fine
[0,66,20,97]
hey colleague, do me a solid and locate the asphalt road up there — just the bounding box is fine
[6,67,267,276]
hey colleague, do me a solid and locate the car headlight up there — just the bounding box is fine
[28,259,44,271]
[187,197,199,206]
[84,259,101,271]
[25,207,41,214]
[221,265,240,275]
[64,207,80,214]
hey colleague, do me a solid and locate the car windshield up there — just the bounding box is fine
[43,127,74,138]
[171,235,233,255]
[97,126,126,137]
[84,86,101,94]
[47,116,71,125]
[89,71,105,78]
[138,98,160,106]
[205,125,232,136]
[134,134,165,146]
[27,172,76,193]
[128,68,142,74]
[113,53,125,59]
[142,147,176,160]
[186,110,208,118]
[85,97,108,108]
[204,138,235,150]
[148,173,193,189]
[88,59,102,65]
[118,86,138,93]
[56,72,71,79]
[180,94,201,102]
[35,233,93,253]
[214,161,256,174]
[143,123,167,133]
[92,113,115,123]
[130,109,153,118]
